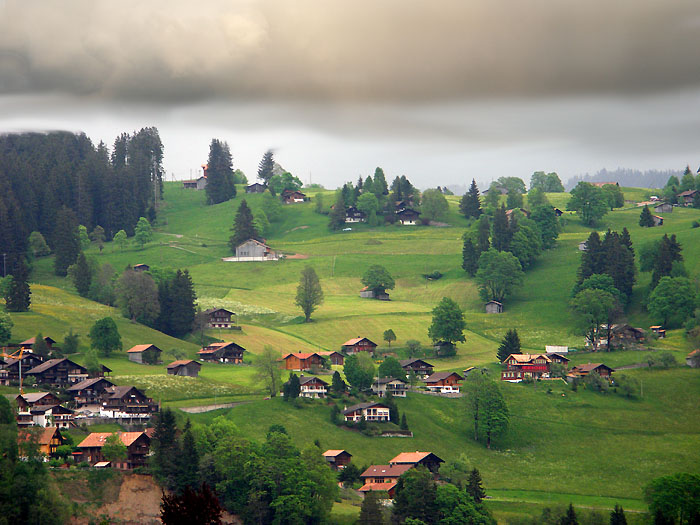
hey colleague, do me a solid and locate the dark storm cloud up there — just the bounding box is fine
[1,0,700,102]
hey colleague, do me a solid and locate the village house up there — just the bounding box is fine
[322,449,352,470]
[372,377,408,398]
[67,377,116,409]
[245,182,266,193]
[167,360,202,377]
[20,336,57,353]
[424,371,464,393]
[100,385,158,419]
[341,337,378,355]
[0,368,7,386]
[25,358,88,387]
[342,402,391,422]
[602,324,645,349]
[396,208,420,225]
[233,239,279,261]
[280,352,324,371]
[389,451,444,474]
[182,175,207,190]
[77,431,151,469]
[652,215,664,226]
[686,350,700,368]
[11,392,61,410]
[282,190,306,204]
[568,363,614,381]
[132,263,150,272]
[654,203,673,214]
[358,464,413,498]
[345,206,366,223]
[198,341,246,364]
[126,344,162,364]
[317,351,345,366]
[294,375,329,398]
[399,358,434,378]
[650,326,666,339]
[1,353,45,382]
[18,426,64,458]
[28,404,74,429]
[485,300,503,314]
[546,353,570,366]
[500,354,552,382]
[359,286,390,300]
[677,189,699,206]
[204,308,236,329]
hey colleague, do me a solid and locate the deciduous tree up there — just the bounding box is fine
[134,217,153,248]
[116,269,160,326]
[361,265,395,295]
[102,433,127,463]
[649,276,696,327]
[420,189,449,222]
[0,310,13,345]
[378,356,405,379]
[383,329,396,346]
[113,229,128,251]
[428,297,466,347]
[295,266,324,322]
[88,317,122,356]
[476,249,524,303]
[567,182,608,226]
[254,346,282,397]
[28,231,51,257]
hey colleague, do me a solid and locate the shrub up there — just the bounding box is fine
[692,221,699,228]
[423,270,443,280]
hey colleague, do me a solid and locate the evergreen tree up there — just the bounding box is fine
[205,139,236,205]
[4,258,31,312]
[601,231,636,302]
[400,413,408,430]
[462,236,479,277]
[497,329,520,362]
[0,311,12,346]
[177,421,200,493]
[331,371,346,394]
[257,150,275,186]
[373,167,389,196]
[466,468,486,503]
[531,205,560,249]
[620,227,633,255]
[460,179,483,219]
[158,270,197,337]
[652,234,683,288]
[639,205,655,227]
[561,503,579,525]
[359,491,384,525]
[610,505,627,525]
[295,266,324,322]
[71,252,92,297]
[32,332,50,358]
[161,484,222,525]
[151,408,181,491]
[328,191,347,230]
[577,231,605,284]
[491,205,511,251]
[53,206,80,276]
[229,200,259,251]
[476,215,491,253]
[285,373,301,400]
[392,468,439,524]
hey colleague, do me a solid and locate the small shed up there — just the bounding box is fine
[245,182,266,193]
[485,300,503,314]
[652,215,664,226]
[126,344,162,364]
[654,203,672,214]
[686,350,700,368]
[323,449,353,470]
[578,241,588,251]
[167,360,201,377]
[650,326,666,339]
[132,264,150,272]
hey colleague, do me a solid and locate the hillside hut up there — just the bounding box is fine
[485,300,503,314]
[126,345,162,364]
[166,360,202,377]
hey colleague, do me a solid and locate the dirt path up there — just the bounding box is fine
[179,401,248,413]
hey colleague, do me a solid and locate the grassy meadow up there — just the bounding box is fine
[4,181,700,522]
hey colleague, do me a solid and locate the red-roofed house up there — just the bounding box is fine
[317,351,345,366]
[424,371,464,393]
[198,341,245,364]
[359,464,413,497]
[20,336,57,352]
[126,344,162,364]
[18,426,64,458]
[280,353,323,371]
[77,431,151,469]
[341,337,377,355]
[501,354,552,382]
[167,360,201,377]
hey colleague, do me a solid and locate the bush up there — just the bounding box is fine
[422,270,443,280]
[692,221,699,228]
[584,371,609,393]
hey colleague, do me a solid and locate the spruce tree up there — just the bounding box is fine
[287,373,300,399]
[176,421,200,493]
[577,231,605,284]
[620,227,633,255]
[466,468,486,503]
[32,332,50,358]
[497,329,520,362]
[639,205,655,227]
[358,491,384,525]
[462,236,479,276]
[400,413,408,430]
[477,215,491,253]
[257,150,275,186]
[561,503,579,525]
[4,258,31,312]
[328,191,347,230]
[373,167,389,196]
[460,179,483,219]
[151,408,181,491]
[229,200,259,251]
[72,253,92,297]
[53,206,80,276]
[652,234,683,288]
[331,371,345,394]
[205,139,236,205]
[491,205,511,251]
[610,505,627,525]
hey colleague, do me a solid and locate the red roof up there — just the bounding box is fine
[78,431,146,448]
[359,482,397,493]
[360,464,413,478]
[280,353,319,360]
[389,452,431,464]
[126,344,159,354]
[18,426,61,446]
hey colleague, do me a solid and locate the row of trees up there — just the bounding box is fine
[661,166,700,205]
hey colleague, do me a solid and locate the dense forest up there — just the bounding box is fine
[0,129,163,273]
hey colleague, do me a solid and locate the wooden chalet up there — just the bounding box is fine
[280,352,323,371]
[650,326,666,339]
[652,215,664,226]
[20,336,57,353]
[606,324,645,348]
[396,208,420,225]
[198,341,245,364]
[546,353,570,366]
[204,308,236,329]
[424,371,464,393]
[25,358,88,386]
[293,375,328,398]
[132,263,150,272]
[371,377,408,398]
[323,449,352,470]
[78,431,151,469]
[341,337,377,355]
[245,182,266,193]
[11,392,61,410]
[282,190,306,204]
[654,203,673,214]
[66,377,115,408]
[678,189,699,206]
[399,358,434,378]
[485,300,503,314]
[167,360,202,377]
[28,404,74,429]
[100,386,158,419]
[686,350,700,368]
[568,363,614,380]
[359,286,390,300]
[317,351,344,366]
[126,344,162,364]
[18,426,64,458]
[234,239,279,261]
[501,354,552,382]
[389,451,444,473]
[343,402,391,422]
[1,353,45,382]
[358,464,413,497]
[0,368,7,386]
[345,206,366,223]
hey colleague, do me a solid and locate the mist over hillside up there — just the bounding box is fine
[566,167,686,190]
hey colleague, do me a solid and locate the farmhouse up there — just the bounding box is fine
[358,464,413,497]
[399,358,434,378]
[345,206,366,223]
[372,377,408,398]
[1,353,45,382]
[198,341,245,364]
[182,173,207,190]
[652,215,664,226]
[342,402,391,422]
[686,350,700,368]
[132,263,150,272]
[167,360,201,377]
[608,324,645,348]
[20,336,57,353]
[650,326,666,339]
[568,363,614,380]
[341,337,377,355]
[18,426,64,458]
[654,203,673,214]
[677,189,699,206]
[77,431,151,469]
[546,353,570,366]
[100,386,158,419]
[500,354,552,382]
[280,352,323,371]
[396,208,420,225]
[359,286,390,300]
[204,308,236,329]
[282,190,306,204]
[245,182,266,193]
[28,404,74,429]
[233,239,279,261]
[294,375,328,398]
[424,371,464,393]
[11,392,61,410]
[389,451,444,473]
[485,300,503,314]
[126,344,162,364]
[25,358,88,386]
[317,351,344,366]
[323,449,352,470]
[66,377,115,408]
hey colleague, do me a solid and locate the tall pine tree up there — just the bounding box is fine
[491,205,511,251]
[257,150,275,186]
[229,200,259,251]
[639,205,655,227]
[53,206,80,276]
[4,257,31,312]
[459,179,483,220]
[205,139,236,205]
[497,329,520,362]
[72,252,92,297]
[466,468,486,503]
[328,191,347,230]
[477,215,491,253]
[373,167,389,196]
[651,234,683,288]
[462,236,479,276]
[610,505,627,525]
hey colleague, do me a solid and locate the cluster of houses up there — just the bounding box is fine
[322,449,444,498]
[340,200,421,226]
[499,346,614,383]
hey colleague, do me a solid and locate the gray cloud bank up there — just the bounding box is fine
[1,0,700,102]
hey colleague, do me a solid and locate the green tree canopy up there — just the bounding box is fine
[295,266,324,322]
[229,199,259,251]
[383,329,396,346]
[567,182,608,226]
[378,356,405,380]
[254,346,282,397]
[113,229,128,250]
[475,248,524,303]
[134,217,153,248]
[530,171,564,192]
[0,310,13,345]
[603,184,625,210]
[428,297,466,345]
[343,354,375,390]
[53,206,80,276]
[649,276,697,327]
[639,205,655,227]
[205,139,236,205]
[328,190,347,230]
[28,231,51,257]
[570,289,618,351]
[459,179,483,220]
[643,472,700,524]
[392,467,439,524]
[102,433,127,463]
[496,329,520,362]
[361,264,395,294]
[88,317,122,356]
[420,189,449,222]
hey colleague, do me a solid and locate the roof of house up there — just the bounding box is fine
[678,189,699,196]
[502,353,551,364]
[198,341,245,354]
[78,431,147,448]
[343,402,389,415]
[104,385,146,400]
[30,404,73,415]
[166,360,200,369]
[236,238,270,249]
[203,308,235,315]
[687,350,700,358]
[342,337,376,346]
[424,371,464,383]
[323,449,351,458]
[358,482,397,493]
[360,464,413,478]
[485,300,503,306]
[126,344,160,354]
[389,451,443,464]
[26,358,85,375]
[396,208,420,217]
[317,351,343,357]
[399,358,433,368]
[572,363,613,373]
[20,336,56,345]
[298,375,329,386]
[18,426,61,446]
[374,377,406,385]
[19,392,55,403]
[280,352,320,360]
[66,377,114,391]
[546,353,570,362]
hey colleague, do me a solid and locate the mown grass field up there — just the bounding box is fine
[5,181,700,522]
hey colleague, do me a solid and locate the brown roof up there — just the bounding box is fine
[26,358,86,375]
[78,431,147,448]
[126,344,160,354]
[20,336,56,345]
[298,375,328,386]
[389,452,431,464]
[502,353,551,364]
[317,351,342,357]
[399,358,434,368]
[687,350,700,358]
[323,449,351,458]
[572,363,613,373]
[18,426,61,446]
[359,482,397,493]
[360,464,413,478]
[67,377,114,391]
[19,392,55,403]
[198,341,244,354]
[424,371,464,383]
[105,385,146,400]
[166,360,200,369]
[342,337,376,346]
[280,352,320,360]
[342,402,388,415]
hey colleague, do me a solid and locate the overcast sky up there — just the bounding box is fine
[1,0,700,188]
